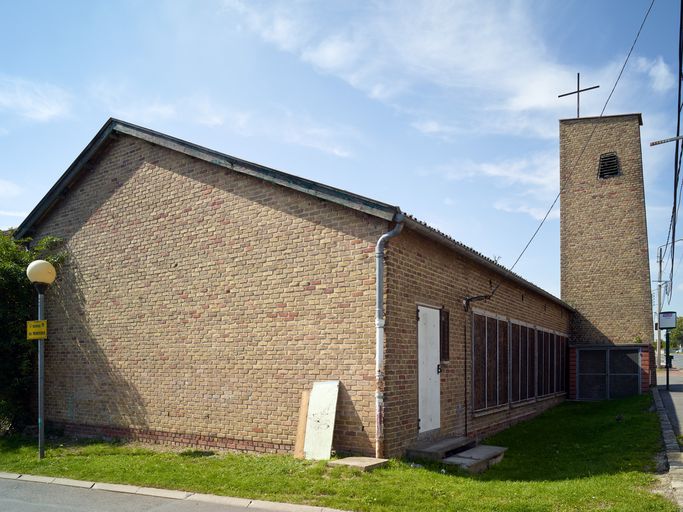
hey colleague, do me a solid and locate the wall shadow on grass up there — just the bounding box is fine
[461,395,662,482]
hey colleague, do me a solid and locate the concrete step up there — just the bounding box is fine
[442,445,507,474]
[406,436,475,461]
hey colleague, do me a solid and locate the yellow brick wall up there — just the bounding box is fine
[383,229,571,457]
[32,135,386,455]
[560,115,653,344]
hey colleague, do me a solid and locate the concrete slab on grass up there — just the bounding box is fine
[327,457,388,471]
[442,445,507,473]
[457,445,507,460]
[0,472,21,480]
[442,456,488,473]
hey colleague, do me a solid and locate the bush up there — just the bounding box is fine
[0,231,63,433]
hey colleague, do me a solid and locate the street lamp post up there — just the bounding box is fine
[26,260,56,460]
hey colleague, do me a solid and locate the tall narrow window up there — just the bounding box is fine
[528,328,536,398]
[499,320,508,405]
[511,323,520,403]
[473,314,487,410]
[520,326,529,400]
[537,331,545,396]
[486,317,498,406]
[440,309,450,361]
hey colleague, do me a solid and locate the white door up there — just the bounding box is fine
[418,305,441,432]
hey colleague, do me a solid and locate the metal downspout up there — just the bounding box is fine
[375,212,405,459]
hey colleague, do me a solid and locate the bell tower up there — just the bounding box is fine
[560,113,655,399]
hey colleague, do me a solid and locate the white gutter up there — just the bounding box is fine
[374,212,405,458]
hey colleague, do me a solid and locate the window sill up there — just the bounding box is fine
[475,392,566,415]
[472,403,510,417]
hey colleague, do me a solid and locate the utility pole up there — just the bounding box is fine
[658,246,663,367]
[656,239,683,366]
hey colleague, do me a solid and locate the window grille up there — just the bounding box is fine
[598,152,620,179]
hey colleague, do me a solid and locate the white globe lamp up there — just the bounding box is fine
[26,260,56,286]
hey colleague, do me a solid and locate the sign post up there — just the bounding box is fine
[27,320,47,340]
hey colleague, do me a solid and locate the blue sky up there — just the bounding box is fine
[0,0,679,323]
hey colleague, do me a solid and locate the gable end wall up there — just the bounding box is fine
[31,135,385,455]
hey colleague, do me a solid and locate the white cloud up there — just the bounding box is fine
[89,81,176,124]
[184,96,227,127]
[224,0,629,138]
[224,0,314,52]
[0,210,27,217]
[412,120,460,139]
[0,179,22,198]
[224,107,355,158]
[494,200,559,221]
[427,151,559,220]
[89,81,355,157]
[635,56,675,93]
[430,151,558,194]
[0,76,71,121]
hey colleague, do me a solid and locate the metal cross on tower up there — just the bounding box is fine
[558,73,600,118]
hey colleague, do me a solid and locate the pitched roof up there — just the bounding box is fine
[15,118,571,311]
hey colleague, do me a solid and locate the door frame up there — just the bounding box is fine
[417,304,441,434]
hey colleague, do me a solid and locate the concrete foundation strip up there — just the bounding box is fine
[652,387,683,508]
[0,472,345,512]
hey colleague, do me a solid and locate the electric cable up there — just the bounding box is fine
[668,0,683,300]
[488,0,656,299]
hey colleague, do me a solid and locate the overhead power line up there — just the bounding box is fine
[488,0,656,299]
[665,0,683,303]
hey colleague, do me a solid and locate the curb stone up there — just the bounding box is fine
[53,477,95,488]
[18,474,55,484]
[652,387,683,510]
[0,471,347,511]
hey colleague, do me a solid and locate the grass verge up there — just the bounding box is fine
[0,395,675,511]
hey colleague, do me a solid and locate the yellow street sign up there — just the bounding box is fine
[27,320,47,340]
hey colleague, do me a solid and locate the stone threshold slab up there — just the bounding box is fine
[327,457,388,471]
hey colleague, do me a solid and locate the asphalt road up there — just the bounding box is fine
[658,354,683,436]
[0,479,274,512]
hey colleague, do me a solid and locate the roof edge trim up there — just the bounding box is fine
[14,118,399,239]
[559,113,642,126]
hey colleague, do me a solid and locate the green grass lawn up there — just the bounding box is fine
[0,395,675,511]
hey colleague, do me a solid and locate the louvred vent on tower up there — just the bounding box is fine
[597,152,620,179]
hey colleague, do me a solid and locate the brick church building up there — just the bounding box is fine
[14,113,654,457]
